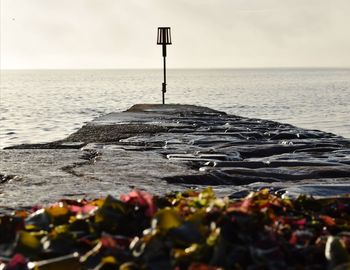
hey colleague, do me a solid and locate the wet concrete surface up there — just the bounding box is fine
[1,104,349,212]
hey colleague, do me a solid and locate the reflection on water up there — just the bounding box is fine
[1,68,349,148]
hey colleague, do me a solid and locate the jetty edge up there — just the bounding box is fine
[1,104,350,212]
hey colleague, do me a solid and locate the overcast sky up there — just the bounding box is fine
[1,0,350,69]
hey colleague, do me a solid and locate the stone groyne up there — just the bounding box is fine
[1,104,349,212]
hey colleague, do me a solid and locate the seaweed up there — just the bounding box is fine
[0,188,349,270]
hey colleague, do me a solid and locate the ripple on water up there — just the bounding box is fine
[0,69,349,148]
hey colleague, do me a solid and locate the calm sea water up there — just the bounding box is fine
[1,68,349,148]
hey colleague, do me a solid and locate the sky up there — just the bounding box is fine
[1,0,350,69]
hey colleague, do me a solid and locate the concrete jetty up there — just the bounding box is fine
[1,104,349,213]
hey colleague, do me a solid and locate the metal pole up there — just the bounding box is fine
[163,55,166,104]
[162,43,167,104]
[157,27,171,105]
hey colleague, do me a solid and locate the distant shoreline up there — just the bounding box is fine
[2,67,350,71]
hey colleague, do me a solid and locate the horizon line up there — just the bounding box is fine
[2,66,350,71]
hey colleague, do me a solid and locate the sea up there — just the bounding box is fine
[0,68,349,149]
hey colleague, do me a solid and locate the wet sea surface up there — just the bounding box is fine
[1,68,349,148]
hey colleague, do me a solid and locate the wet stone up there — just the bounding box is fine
[1,104,349,211]
[0,173,20,184]
[277,184,350,198]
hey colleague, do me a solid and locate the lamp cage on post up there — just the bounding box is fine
[157,27,172,104]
